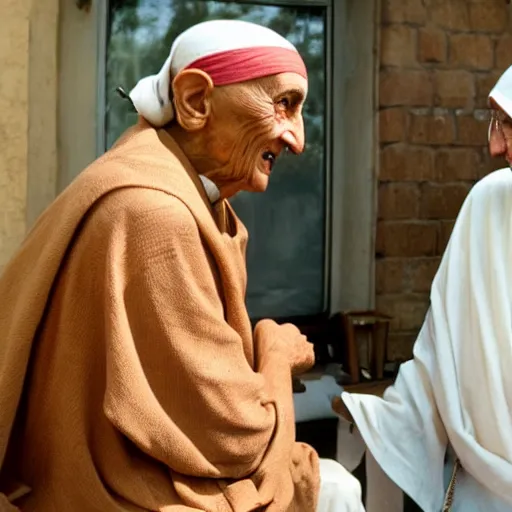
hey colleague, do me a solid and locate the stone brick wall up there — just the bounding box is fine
[376,0,512,360]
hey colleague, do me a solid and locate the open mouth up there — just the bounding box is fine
[262,151,277,171]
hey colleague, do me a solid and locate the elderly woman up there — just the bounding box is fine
[339,65,512,512]
[0,20,363,512]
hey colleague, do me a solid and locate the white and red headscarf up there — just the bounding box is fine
[129,19,307,127]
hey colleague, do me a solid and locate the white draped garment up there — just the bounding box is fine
[342,168,512,511]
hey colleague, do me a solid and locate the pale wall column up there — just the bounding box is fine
[0,0,59,272]
[0,0,30,270]
[26,0,60,230]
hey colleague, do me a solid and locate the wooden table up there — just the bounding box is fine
[343,379,393,395]
[331,379,393,420]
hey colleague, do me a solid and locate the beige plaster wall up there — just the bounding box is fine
[0,0,59,271]
[0,0,30,270]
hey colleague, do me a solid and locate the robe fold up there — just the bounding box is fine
[0,119,319,511]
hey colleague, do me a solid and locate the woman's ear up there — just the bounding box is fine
[172,69,214,132]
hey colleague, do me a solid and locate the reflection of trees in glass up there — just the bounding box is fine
[106,1,327,318]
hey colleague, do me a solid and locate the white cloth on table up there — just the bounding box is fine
[291,377,365,510]
[341,169,512,511]
[293,375,342,423]
[317,458,365,512]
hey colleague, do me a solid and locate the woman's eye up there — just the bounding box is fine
[278,97,290,109]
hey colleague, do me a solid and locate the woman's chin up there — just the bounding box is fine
[253,170,271,192]
[241,168,270,194]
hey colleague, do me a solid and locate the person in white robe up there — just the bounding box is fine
[338,64,512,512]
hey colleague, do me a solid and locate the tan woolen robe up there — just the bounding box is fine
[0,120,319,511]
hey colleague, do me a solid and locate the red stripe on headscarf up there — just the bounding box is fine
[184,46,307,85]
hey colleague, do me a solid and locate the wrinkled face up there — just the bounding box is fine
[488,98,512,167]
[204,72,307,195]
[170,70,308,198]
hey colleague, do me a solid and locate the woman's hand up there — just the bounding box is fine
[254,319,315,376]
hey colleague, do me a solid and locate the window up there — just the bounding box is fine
[58,0,377,320]
[104,0,328,319]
